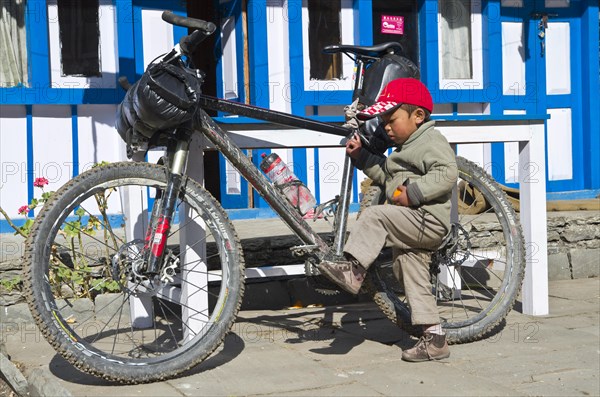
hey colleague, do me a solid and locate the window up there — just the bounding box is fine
[440,0,472,79]
[219,12,239,100]
[0,0,28,87]
[301,0,355,91]
[438,0,483,88]
[47,0,117,88]
[307,0,342,80]
[57,0,101,77]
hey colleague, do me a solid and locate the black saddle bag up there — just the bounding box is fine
[358,53,420,154]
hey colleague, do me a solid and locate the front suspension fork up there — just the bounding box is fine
[145,137,190,275]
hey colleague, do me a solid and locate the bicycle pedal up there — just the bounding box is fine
[290,244,319,256]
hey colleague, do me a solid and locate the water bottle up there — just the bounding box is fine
[260,153,317,215]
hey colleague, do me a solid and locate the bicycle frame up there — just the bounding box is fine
[147,50,370,272]
[187,60,368,261]
[189,101,353,261]
[156,83,365,265]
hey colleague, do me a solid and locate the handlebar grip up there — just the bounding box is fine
[162,11,216,34]
[118,76,132,91]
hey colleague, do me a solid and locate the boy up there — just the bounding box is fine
[317,78,458,362]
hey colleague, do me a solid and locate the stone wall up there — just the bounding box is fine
[0,235,24,306]
[546,211,600,280]
[1,211,598,307]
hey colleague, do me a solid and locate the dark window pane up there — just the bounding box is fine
[372,0,419,66]
[57,0,101,77]
[307,0,342,80]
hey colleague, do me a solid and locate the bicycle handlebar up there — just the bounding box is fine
[162,11,216,34]
[162,11,216,56]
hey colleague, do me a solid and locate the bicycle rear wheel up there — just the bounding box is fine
[365,156,525,343]
[24,162,244,383]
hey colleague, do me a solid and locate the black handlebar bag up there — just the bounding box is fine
[116,62,202,155]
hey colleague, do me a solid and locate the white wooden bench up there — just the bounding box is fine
[123,115,549,334]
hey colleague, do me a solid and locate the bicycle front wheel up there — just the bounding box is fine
[365,156,525,344]
[24,162,244,383]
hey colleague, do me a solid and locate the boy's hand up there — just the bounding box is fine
[390,185,410,207]
[345,133,362,159]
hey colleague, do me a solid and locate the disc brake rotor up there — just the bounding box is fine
[111,240,177,297]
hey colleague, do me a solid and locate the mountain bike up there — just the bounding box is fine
[24,11,525,383]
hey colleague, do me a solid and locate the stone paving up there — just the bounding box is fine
[1,278,598,396]
[1,214,599,396]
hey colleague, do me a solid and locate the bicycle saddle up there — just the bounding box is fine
[323,42,404,58]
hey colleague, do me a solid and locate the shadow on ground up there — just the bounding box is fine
[48,331,246,386]
[236,304,417,353]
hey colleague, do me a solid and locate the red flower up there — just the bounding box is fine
[18,205,30,215]
[34,177,49,187]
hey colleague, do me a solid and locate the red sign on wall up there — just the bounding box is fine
[381,15,404,35]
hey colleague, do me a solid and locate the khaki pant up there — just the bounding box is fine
[345,205,447,325]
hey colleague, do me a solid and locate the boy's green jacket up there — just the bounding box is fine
[354,120,458,232]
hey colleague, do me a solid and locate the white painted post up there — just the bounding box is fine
[438,266,462,300]
[439,143,462,299]
[519,123,549,315]
[122,151,154,328]
[179,135,210,342]
[437,119,549,315]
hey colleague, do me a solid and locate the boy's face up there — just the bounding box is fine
[380,106,426,145]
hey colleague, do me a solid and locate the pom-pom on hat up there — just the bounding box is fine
[357,78,433,120]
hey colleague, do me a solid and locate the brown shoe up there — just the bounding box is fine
[401,333,450,362]
[317,259,366,295]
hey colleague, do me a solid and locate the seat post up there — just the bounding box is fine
[353,58,366,100]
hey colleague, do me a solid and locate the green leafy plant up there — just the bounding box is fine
[0,275,22,292]
[1,165,122,299]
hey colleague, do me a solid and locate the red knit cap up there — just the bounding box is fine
[357,78,433,120]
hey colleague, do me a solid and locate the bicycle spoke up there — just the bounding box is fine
[111,294,128,355]
[167,211,205,239]
[153,294,208,339]
[79,204,127,249]
[51,242,102,265]
[174,276,222,300]
[155,300,181,349]
[447,268,474,315]
[180,254,222,272]
[87,291,137,345]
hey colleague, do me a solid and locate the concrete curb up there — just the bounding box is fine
[27,368,73,397]
[1,340,73,397]
[0,350,29,396]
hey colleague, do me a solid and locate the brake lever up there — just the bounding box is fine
[355,130,371,147]
[179,30,212,56]
[340,130,371,148]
